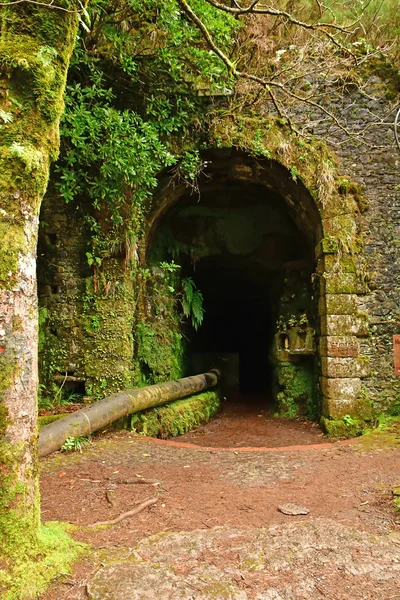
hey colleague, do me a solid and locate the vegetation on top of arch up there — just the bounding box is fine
[207,113,363,210]
[52,0,396,267]
[54,0,238,262]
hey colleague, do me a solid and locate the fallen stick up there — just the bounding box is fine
[88,497,158,528]
[110,477,160,486]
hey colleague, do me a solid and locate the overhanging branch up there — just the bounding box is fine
[175,0,355,136]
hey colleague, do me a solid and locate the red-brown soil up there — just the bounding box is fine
[178,395,328,448]
[39,401,400,599]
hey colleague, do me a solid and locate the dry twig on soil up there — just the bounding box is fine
[109,477,160,485]
[88,497,158,528]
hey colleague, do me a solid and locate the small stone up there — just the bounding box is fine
[392,487,400,497]
[278,503,310,516]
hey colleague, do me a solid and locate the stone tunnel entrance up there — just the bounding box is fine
[37,143,369,428]
[147,149,320,417]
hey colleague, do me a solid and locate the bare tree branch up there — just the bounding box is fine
[176,0,356,136]
[202,0,360,33]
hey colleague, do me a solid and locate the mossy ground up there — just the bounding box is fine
[0,521,86,600]
[356,416,400,451]
[130,390,220,438]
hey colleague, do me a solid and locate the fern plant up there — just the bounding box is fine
[181,277,204,330]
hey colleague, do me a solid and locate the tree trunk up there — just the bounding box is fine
[0,0,85,576]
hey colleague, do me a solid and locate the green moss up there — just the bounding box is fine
[135,323,184,385]
[0,404,8,437]
[0,521,86,600]
[130,390,220,438]
[208,115,365,216]
[0,222,26,288]
[38,413,68,427]
[82,261,136,397]
[320,416,366,438]
[132,264,187,387]
[389,399,400,417]
[323,272,367,295]
[363,56,400,101]
[202,582,237,598]
[275,361,315,419]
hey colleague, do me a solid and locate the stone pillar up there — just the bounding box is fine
[317,244,371,419]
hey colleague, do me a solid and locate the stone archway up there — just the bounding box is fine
[144,146,370,423]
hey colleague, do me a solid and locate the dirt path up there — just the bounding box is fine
[39,409,400,600]
[178,396,328,448]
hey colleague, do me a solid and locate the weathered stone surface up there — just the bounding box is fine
[320,314,369,337]
[321,356,370,379]
[321,376,362,418]
[320,272,368,295]
[320,376,361,400]
[322,396,358,420]
[319,336,360,358]
[322,214,358,240]
[315,237,339,257]
[86,520,400,600]
[318,294,359,316]
[319,193,358,220]
[318,254,357,274]
[319,373,375,419]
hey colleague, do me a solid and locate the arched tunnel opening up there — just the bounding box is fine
[148,153,319,416]
[188,257,275,396]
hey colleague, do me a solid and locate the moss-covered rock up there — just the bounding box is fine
[275,361,315,419]
[130,390,220,438]
[320,415,366,438]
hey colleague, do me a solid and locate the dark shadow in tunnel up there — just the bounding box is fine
[148,160,317,411]
[182,255,276,396]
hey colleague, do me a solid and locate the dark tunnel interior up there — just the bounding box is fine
[150,173,316,406]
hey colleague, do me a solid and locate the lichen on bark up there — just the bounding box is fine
[0,1,87,595]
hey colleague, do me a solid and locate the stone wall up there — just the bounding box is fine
[37,68,400,416]
[327,80,400,411]
[38,190,87,392]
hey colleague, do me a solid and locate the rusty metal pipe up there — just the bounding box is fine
[39,369,221,457]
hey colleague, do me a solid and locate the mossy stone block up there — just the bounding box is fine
[320,193,358,220]
[320,416,366,438]
[318,294,359,316]
[322,214,358,240]
[316,237,339,257]
[321,376,361,399]
[321,314,369,337]
[321,272,367,295]
[320,254,357,274]
[319,336,360,358]
[321,376,362,419]
[321,356,370,378]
